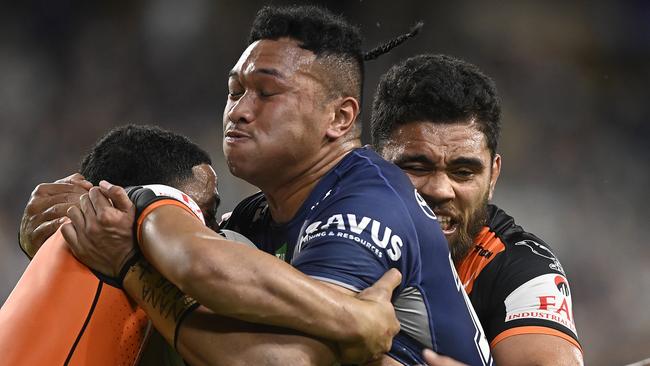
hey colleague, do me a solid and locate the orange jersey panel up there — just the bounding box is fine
[456,226,505,294]
[0,229,150,366]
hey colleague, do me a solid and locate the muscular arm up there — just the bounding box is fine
[123,260,337,366]
[139,205,396,352]
[492,334,583,366]
[63,183,399,363]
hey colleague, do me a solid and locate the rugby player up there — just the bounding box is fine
[61,6,492,366]
[4,124,217,365]
[372,54,583,365]
[14,124,401,365]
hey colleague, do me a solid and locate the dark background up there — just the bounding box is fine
[1,1,648,364]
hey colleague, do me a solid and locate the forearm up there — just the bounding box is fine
[123,259,337,366]
[139,205,369,343]
[178,307,337,366]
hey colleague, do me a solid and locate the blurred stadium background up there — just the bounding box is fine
[1,1,648,364]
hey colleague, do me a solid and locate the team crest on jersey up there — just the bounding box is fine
[503,273,577,334]
[299,213,403,261]
[514,240,565,274]
[310,189,335,211]
[414,190,436,220]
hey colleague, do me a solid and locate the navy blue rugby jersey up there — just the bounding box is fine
[222,147,492,365]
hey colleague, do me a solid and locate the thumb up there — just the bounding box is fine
[61,222,78,248]
[99,180,133,212]
[422,349,468,366]
[364,268,402,300]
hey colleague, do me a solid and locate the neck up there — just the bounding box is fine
[263,139,360,223]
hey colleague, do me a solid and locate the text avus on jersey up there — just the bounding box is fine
[300,213,404,261]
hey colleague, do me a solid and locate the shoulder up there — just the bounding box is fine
[486,205,567,280]
[220,192,268,234]
[328,148,431,221]
[465,205,580,346]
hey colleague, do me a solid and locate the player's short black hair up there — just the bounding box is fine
[248,5,364,101]
[371,54,501,158]
[80,124,212,187]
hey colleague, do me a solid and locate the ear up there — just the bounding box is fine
[325,96,360,139]
[488,154,501,200]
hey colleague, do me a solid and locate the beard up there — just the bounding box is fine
[449,195,489,265]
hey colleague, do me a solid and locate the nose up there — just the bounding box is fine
[415,172,455,207]
[226,93,255,125]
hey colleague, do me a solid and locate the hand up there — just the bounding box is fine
[19,173,92,257]
[339,268,402,364]
[61,180,137,278]
[420,349,467,366]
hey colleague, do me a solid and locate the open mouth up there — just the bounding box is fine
[436,214,458,236]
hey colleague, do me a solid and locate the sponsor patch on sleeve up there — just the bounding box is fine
[503,273,577,334]
[298,213,404,261]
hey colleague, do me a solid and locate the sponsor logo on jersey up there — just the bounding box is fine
[414,189,436,220]
[504,273,576,333]
[299,213,403,261]
[275,243,288,262]
[555,275,570,296]
[472,243,494,259]
[514,240,565,275]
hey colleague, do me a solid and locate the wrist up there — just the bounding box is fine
[116,249,141,287]
[123,259,200,349]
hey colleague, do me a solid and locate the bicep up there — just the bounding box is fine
[492,334,583,366]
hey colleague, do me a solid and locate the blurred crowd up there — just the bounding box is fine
[1,1,648,365]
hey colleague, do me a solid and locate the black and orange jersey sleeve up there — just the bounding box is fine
[458,205,581,352]
[0,229,151,366]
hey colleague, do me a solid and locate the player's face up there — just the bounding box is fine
[223,38,332,187]
[381,121,501,263]
[178,163,220,231]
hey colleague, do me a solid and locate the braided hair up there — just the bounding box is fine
[248,5,422,108]
[364,22,424,61]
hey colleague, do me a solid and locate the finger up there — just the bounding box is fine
[422,349,467,366]
[99,180,133,211]
[38,202,80,222]
[79,193,97,222]
[61,219,94,265]
[31,217,68,245]
[61,222,79,248]
[54,173,92,189]
[374,268,403,295]
[88,186,113,212]
[32,182,90,197]
[54,173,85,184]
[71,179,93,190]
[66,205,86,231]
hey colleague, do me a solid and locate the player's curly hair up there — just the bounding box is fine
[371,54,501,158]
[80,124,211,187]
[248,5,365,102]
[248,5,420,106]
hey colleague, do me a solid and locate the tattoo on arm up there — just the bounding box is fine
[125,260,199,348]
[137,261,197,322]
